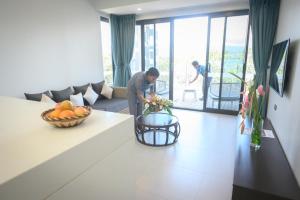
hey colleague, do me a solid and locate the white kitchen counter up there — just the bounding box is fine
[0,96,134,200]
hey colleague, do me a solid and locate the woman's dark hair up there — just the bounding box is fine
[146,67,160,77]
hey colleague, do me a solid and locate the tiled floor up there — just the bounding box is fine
[48,109,238,200]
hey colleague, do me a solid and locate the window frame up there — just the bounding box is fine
[100,16,113,85]
[136,9,252,115]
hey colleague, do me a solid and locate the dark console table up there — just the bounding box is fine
[232,119,300,200]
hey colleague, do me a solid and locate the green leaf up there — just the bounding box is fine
[143,108,151,116]
[166,107,172,115]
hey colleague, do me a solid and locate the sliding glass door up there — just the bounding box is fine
[143,21,171,99]
[130,25,142,75]
[205,15,249,113]
[137,10,251,114]
[144,24,155,70]
[206,17,225,110]
[155,23,170,99]
[173,17,208,110]
[220,15,248,111]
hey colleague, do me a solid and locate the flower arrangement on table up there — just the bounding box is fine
[230,73,266,149]
[143,95,173,116]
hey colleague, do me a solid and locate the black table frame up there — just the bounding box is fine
[135,114,181,147]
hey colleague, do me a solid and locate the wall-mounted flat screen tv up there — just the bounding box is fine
[270,39,290,96]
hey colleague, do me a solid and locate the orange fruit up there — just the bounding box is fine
[60,100,73,111]
[74,107,88,116]
[59,110,76,118]
[48,109,61,118]
[55,103,62,111]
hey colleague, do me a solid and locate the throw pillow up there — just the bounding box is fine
[91,81,105,99]
[84,86,99,105]
[73,83,90,95]
[40,94,56,106]
[24,91,51,102]
[51,87,73,103]
[70,93,84,106]
[101,84,113,99]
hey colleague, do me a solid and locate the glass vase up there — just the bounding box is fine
[250,117,262,150]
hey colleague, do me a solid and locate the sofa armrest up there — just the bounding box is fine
[112,87,128,99]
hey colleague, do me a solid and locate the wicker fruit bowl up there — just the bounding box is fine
[41,106,91,128]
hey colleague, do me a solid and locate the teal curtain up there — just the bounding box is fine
[270,41,287,93]
[110,14,136,87]
[249,0,280,117]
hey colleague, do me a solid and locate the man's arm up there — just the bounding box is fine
[136,90,145,102]
[189,74,199,84]
[135,77,145,102]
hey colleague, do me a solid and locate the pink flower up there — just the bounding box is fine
[240,106,246,119]
[257,85,265,96]
[148,96,153,102]
[243,94,249,109]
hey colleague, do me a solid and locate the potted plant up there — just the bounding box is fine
[230,73,265,150]
[143,95,173,116]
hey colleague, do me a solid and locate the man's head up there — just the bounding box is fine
[192,60,199,68]
[145,67,160,84]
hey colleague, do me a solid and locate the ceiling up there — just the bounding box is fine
[90,0,248,15]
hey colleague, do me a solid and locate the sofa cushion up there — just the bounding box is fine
[84,86,98,105]
[73,83,89,95]
[91,81,105,100]
[51,87,73,102]
[101,84,113,99]
[70,93,84,106]
[40,94,56,105]
[24,91,51,102]
[92,98,128,112]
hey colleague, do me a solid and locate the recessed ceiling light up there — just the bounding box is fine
[137,8,142,11]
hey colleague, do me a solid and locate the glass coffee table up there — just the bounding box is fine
[135,112,180,146]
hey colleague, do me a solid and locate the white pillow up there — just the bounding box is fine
[40,94,56,106]
[70,93,84,106]
[84,86,99,105]
[101,84,113,99]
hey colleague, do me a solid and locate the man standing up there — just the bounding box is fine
[189,60,210,100]
[127,67,160,118]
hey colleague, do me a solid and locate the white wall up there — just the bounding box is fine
[267,0,300,184]
[89,0,153,10]
[0,0,104,98]
[137,2,249,20]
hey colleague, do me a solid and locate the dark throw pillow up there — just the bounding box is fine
[51,87,73,103]
[24,91,51,102]
[91,81,105,99]
[73,83,90,95]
